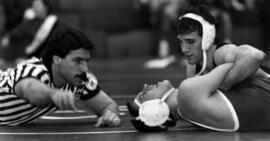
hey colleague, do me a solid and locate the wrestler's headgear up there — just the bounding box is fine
[179,13,216,75]
[126,88,176,131]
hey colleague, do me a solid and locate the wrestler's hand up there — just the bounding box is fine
[95,110,121,127]
[51,90,78,111]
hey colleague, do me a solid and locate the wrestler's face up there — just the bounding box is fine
[135,80,174,104]
[177,31,203,65]
[57,48,90,86]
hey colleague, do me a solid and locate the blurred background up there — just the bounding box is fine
[0,0,269,95]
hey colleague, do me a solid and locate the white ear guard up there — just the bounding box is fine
[179,13,216,75]
[134,88,175,127]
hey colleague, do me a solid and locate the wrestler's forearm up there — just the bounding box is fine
[222,49,265,90]
[179,63,233,96]
[201,63,234,92]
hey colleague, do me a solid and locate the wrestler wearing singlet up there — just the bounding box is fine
[196,43,270,131]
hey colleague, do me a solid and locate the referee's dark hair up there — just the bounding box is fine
[41,26,94,71]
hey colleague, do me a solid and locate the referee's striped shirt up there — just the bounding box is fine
[0,57,100,126]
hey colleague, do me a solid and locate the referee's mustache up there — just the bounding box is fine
[76,73,88,82]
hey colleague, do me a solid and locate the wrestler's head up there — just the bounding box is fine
[126,80,177,131]
[176,5,216,75]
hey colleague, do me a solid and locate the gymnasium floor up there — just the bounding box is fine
[1,97,270,141]
[1,57,270,141]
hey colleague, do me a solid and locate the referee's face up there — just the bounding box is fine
[59,48,90,86]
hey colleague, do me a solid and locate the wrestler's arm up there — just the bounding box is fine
[178,63,233,124]
[180,63,234,97]
[214,44,265,90]
[81,90,121,127]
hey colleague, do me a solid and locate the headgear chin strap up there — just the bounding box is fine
[134,88,175,127]
[179,13,216,76]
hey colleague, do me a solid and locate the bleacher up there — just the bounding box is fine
[56,0,153,59]
[0,1,268,95]
[0,0,266,59]
[57,0,266,59]
[229,9,264,50]
[0,4,5,36]
[58,0,144,30]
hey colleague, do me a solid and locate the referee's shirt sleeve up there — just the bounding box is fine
[77,73,101,101]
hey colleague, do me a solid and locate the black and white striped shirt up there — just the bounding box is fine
[0,57,100,125]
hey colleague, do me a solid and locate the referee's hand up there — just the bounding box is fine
[95,110,121,127]
[51,90,78,111]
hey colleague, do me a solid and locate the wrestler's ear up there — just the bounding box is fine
[53,55,63,64]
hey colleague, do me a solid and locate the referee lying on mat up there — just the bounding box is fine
[0,26,121,127]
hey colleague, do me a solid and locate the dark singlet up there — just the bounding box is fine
[195,42,228,73]
[220,77,270,131]
[195,43,270,131]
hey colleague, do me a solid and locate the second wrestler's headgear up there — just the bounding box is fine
[126,88,176,131]
[179,13,216,75]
